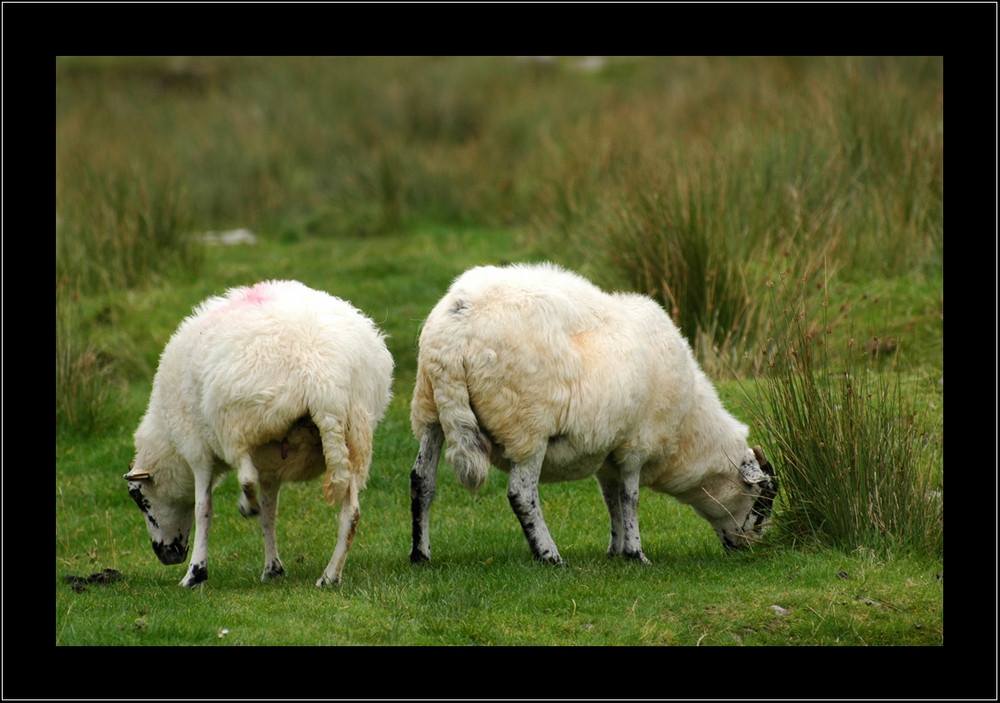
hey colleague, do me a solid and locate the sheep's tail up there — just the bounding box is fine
[411,359,491,495]
[317,406,373,506]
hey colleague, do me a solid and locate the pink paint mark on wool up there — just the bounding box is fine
[239,282,274,307]
[221,282,276,315]
[198,282,277,332]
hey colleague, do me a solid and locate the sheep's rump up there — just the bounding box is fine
[153,280,393,480]
[412,263,697,480]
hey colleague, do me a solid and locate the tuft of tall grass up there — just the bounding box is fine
[55,287,124,433]
[55,158,200,431]
[605,176,758,369]
[599,154,840,375]
[56,159,201,295]
[575,57,940,375]
[740,271,943,558]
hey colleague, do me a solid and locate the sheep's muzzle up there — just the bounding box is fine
[152,538,188,565]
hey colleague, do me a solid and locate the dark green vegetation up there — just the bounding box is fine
[56,57,942,651]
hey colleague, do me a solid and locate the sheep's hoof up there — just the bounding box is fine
[410,549,431,564]
[261,562,285,581]
[623,550,652,565]
[315,574,340,588]
[179,563,207,588]
[534,553,566,566]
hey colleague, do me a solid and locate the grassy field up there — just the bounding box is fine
[54,57,946,672]
[55,230,944,660]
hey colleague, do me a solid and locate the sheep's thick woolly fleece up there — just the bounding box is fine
[128,279,393,587]
[409,262,775,564]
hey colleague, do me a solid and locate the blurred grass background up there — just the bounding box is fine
[55,56,943,648]
[56,55,942,407]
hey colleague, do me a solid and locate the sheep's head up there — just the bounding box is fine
[692,445,777,551]
[124,461,194,565]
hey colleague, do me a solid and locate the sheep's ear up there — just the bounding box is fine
[124,461,151,481]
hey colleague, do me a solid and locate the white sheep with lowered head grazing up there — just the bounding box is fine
[124,280,393,588]
[409,262,776,566]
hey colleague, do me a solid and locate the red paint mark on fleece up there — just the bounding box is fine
[239,282,274,307]
[199,282,276,330]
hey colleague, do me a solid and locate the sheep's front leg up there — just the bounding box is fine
[508,449,564,564]
[258,480,284,580]
[410,423,443,564]
[317,476,360,587]
[180,467,213,587]
[617,456,650,563]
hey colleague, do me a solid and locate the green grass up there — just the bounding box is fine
[54,57,944,659]
[57,381,943,649]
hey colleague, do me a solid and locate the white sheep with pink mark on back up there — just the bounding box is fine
[124,280,393,588]
[409,262,776,567]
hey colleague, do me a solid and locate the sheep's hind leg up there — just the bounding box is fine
[237,454,261,517]
[258,481,284,580]
[410,423,443,564]
[317,476,360,587]
[508,450,564,565]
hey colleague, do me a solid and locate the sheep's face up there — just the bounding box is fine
[694,446,777,551]
[124,462,194,565]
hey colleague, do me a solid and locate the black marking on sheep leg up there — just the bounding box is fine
[262,560,285,579]
[181,561,208,588]
[183,472,214,587]
[507,454,564,565]
[508,495,556,562]
[603,457,650,563]
[410,470,433,564]
[410,425,442,564]
[618,471,650,564]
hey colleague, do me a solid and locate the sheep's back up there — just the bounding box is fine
[418,264,695,465]
[164,280,392,458]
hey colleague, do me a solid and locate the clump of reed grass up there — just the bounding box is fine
[565,57,940,377]
[740,271,943,558]
[605,179,757,370]
[55,158,199,432]
[56,159,201,295]
[55,286,124,433]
